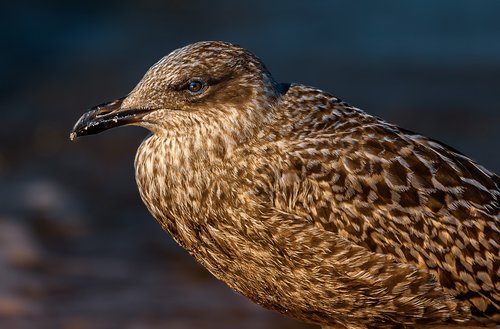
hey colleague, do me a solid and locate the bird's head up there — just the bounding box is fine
[71,41,285,141]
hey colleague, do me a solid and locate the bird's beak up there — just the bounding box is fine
[70,97,149,140]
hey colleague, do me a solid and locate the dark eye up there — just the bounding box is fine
[187,80,205,94]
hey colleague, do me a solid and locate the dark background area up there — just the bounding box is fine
[0,1,499,328]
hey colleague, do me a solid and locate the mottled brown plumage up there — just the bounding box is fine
[71,41,499,329]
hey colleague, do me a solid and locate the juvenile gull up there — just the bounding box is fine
[71,41,499,329]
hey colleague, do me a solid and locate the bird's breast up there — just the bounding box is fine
[133,135,250,258]
[133,136,285,297]
[135,135,208,242]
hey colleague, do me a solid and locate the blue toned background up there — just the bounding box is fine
[0,1,498,328]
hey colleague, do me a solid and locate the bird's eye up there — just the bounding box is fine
[187,80,205,94]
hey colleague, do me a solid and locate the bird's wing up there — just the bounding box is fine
[265,85,499,319]
[246,207,470,326]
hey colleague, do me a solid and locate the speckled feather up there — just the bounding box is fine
[91,42,499,328]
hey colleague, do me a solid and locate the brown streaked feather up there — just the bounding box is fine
[261,84,499,321]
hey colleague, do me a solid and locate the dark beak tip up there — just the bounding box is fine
[69,96,138,140]
[69,109,96,141]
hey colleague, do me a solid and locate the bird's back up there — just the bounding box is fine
[258,84,499,323]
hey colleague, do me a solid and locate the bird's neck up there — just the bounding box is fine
[133,103,281,255]
[134,127,241,249]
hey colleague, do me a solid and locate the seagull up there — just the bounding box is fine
[71,41,499,329]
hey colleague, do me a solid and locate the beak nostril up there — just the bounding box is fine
[95,107,113,117]
[93,98,125,117]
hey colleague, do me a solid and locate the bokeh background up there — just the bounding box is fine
[1,1,499,328]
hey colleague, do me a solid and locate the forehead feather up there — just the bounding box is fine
[146,42,258,83]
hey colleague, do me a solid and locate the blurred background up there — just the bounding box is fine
[0,1,499,328]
